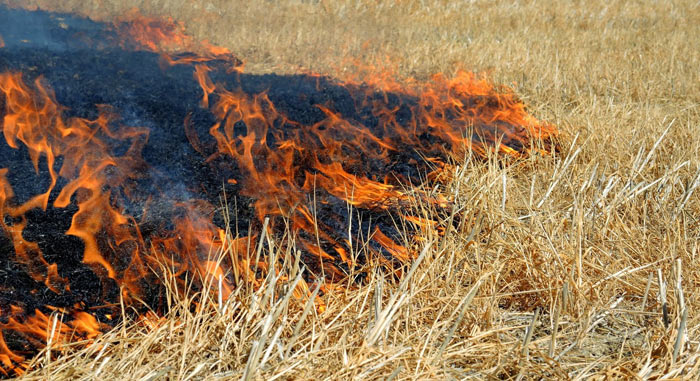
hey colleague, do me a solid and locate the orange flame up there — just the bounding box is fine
[0,72,150,282]
[0,73,233,374]
[0,307,105,376]
[0,9,556,375]
[112,9,242,70]
[114,8,193,53]
[188,63,555,278]
[0,72,327,374]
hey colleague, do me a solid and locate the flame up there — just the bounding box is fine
[0,73,227,374]
[112,9,243,70]
[187,62,555,279]
[113,8,193,53]
[0,72,150,283]
[0,8,556,375]
[0,307,106,376]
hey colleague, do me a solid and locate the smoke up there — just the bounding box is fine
[0,5,116,51]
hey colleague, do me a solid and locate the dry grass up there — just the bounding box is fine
[3,0,700,379]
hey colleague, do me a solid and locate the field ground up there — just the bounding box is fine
[4,0,700,379]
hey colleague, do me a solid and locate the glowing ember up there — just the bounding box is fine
[0,5,556,375]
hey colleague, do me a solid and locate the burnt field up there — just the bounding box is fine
[0,5,557,374]
[2,1,697,379]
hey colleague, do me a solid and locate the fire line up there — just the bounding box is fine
[0,5,556,375]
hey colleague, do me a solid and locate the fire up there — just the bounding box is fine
[0,306,105,376]
[0,6,557,376]
[114,8,193,53]
[113,9,242,69]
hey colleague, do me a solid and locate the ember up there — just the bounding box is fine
[0,5,555,375]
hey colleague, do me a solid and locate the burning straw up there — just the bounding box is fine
[0,4,559,377]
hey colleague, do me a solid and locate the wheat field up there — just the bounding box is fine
[4,0,700,379]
